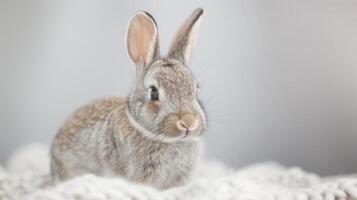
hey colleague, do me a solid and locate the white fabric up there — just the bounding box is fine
[1,144,357,200]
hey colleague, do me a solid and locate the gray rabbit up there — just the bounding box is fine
[50,8,206,189]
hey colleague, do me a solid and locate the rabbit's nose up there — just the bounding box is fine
[176,115,199,132]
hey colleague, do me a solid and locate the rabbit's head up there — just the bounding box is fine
[126,8,206,142]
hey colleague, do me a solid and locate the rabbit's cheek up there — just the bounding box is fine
[145,101,160,113]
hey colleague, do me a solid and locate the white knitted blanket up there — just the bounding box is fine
[1,144,357,200]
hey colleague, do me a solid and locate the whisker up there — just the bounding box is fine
[202,127,242,169]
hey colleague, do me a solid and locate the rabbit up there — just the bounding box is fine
[50,8,206,189]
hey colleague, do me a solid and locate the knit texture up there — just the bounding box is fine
[1,144,357,200]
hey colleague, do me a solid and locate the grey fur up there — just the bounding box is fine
[50,9,205,189]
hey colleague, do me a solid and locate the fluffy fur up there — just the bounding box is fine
[50,8,206,189]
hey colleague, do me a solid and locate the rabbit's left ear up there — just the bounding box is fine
[167,8,205,65]
[127,11,159,67]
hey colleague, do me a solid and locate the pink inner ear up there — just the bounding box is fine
[127,14,156,65]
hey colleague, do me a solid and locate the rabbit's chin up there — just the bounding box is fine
[161,129,202,142]
[140,127,202,143]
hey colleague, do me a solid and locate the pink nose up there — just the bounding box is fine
[176,118,199,132]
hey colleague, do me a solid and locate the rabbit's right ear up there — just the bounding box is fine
[126,11,159,67]
[167,8,204,65]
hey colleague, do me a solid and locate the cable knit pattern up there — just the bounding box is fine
[1,144,357,200]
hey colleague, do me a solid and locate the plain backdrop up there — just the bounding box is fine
[0,0,356,176]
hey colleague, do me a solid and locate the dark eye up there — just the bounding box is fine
[149,86,159,101]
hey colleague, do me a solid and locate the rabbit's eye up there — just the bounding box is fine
[149,86,159,101]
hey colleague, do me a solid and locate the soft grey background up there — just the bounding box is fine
[0,0,356,176]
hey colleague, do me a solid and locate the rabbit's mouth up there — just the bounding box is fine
[183,130,189,138]
[179,129,190,139]
[181,129,202,140]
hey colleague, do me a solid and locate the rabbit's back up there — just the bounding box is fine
[50,97,126,180]
[52,97,125,148]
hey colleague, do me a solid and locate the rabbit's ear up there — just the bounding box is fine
[127,11,159,67]
[167,8,204,65]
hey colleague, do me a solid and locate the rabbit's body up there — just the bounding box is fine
[51,8,206,189]
[51,97,200,188]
